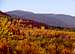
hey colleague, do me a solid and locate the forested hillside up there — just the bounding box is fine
[0,11,75,54]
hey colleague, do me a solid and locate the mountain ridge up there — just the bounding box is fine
[5,10,75,28]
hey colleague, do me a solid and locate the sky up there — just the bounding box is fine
[0,0,75,16]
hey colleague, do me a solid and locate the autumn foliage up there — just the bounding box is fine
[0,14,75,54]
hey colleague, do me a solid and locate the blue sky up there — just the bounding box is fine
[0,0,75,16]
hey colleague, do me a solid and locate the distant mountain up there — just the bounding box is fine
[6,10,75,28]
[0,11,49,29]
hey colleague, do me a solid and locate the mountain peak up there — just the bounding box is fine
[6,10,34,14]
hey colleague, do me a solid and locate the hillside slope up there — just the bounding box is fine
[0,11,75,54]
[6,10,75,27]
